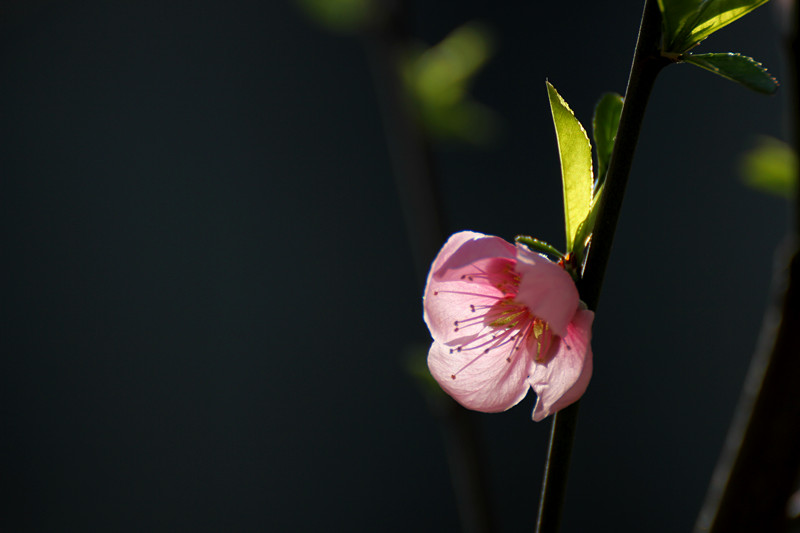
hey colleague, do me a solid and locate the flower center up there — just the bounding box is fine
[440,259,559,380]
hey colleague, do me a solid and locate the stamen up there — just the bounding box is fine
[442,258,561,379]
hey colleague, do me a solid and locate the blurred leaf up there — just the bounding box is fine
[409,24,491,106]
[684,53,778,93]
[403,22,497,144]
[740,137,798,198]
[658,0,770,53]
[295,0,376,32]
[546,82,594,253]
[404,345,450,401]
[592,93,624,187]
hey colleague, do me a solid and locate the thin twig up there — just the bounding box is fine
[535,1,669,531]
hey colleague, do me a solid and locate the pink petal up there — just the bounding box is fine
[514,245,579,337]
[528,308,594,421]
[423,231,516,343]
[427,231,516,283]
[423,281,506,345]
[427,337,533,413]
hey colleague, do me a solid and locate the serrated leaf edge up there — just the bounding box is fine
[682,52,779,94]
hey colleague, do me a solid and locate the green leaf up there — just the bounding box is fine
[592,93,624,187]
[684,53,778,94]
[572,184,604,272]
[546,82,593,253]
[740,136,797,198]
[658,0,770,53]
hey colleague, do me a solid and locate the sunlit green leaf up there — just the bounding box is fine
[592,93,624,187]
[546,82,593,253]
[740,136,797,198]
[684,53,778,94]
[658,0,770,53]
[572,184,604,272]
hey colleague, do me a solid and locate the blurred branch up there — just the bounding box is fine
[695,2,800,532]
[362,1,446,281]
[363,5,495,532]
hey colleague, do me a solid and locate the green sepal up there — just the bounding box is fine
[658,0,770,53]
[514,235,565,261]
[592,93,624,188]
[683,53,778,94]
[546,82,594,254]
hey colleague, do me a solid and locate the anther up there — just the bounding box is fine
[451,374,456,380]
[483,349,489,354]
[470,305,475,312]
[506,357,511,363]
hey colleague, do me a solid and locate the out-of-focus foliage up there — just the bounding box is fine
[546,82,594,254]
[295,0,376,32]
[402,23,497,145]
[404,345,450,405]
[297,1,498,146]
[592,93,624,186]
[658,0,770,53]
[740,137,798,198]
[683,53,778,93]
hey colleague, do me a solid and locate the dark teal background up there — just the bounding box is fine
[0,1,788,531]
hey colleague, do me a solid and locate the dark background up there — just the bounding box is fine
[0,1,789,531]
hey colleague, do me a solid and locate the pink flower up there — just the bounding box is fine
[423,231,594,421]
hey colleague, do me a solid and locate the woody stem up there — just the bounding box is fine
[534,1,669,532]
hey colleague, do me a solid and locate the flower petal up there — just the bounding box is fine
[423,281,506,345]
[514,244,579,337]
[427,231,516,283]
[528,308,594,421]
[427,337,533,413]
[423,231,517,343]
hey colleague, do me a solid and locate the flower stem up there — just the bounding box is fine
[579,0,670,310]
[535,2,669,531]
